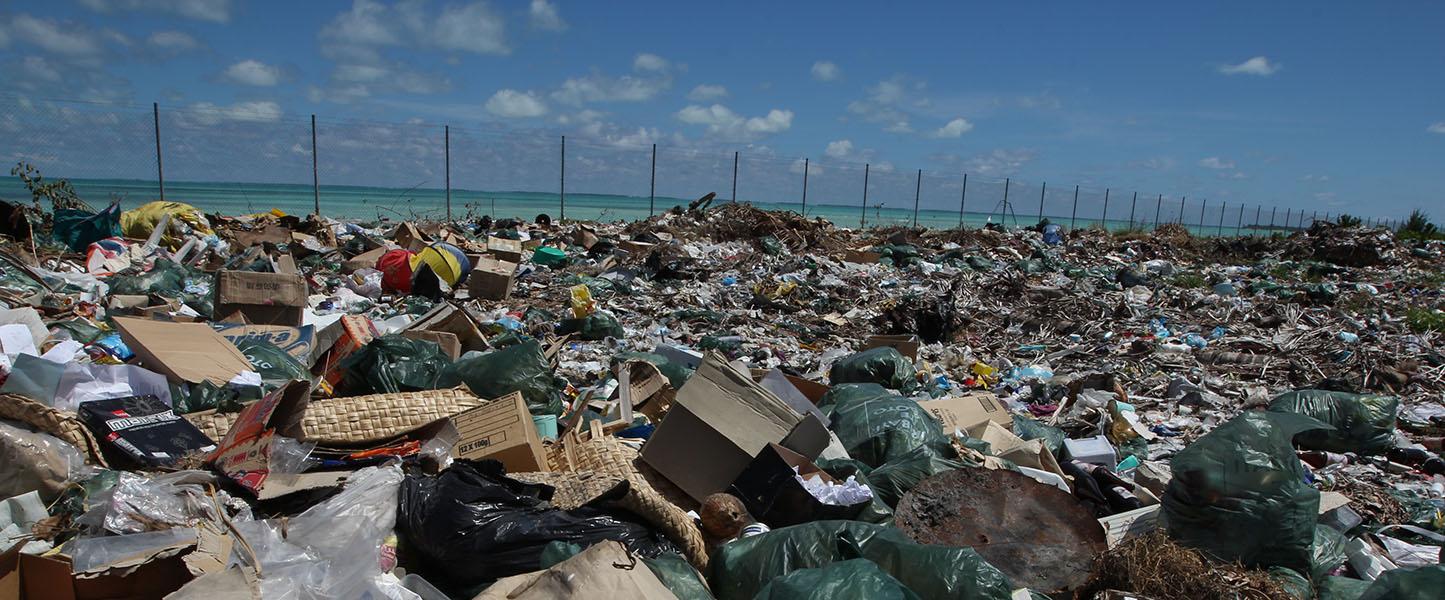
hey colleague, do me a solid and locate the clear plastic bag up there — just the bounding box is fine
[0,419,91,502]
[269,436,320,475]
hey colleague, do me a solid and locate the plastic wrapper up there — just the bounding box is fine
[1268,390,1400,454]
[1312,524,1350,581]
[269,436,320,475]
[815,458,894,524]
[449,339,565,416]
[828,347,917,392]
[68,526,198,573]
[89,470,221,534]
[819,383,954,468]
[707,520,1013,600]
[232,336,309,386]
[754,558,921,600]
[230,464,405,600]
[1162,411,1328,572]
[796,466,873,506]
[1,491,51,554]
[119,200,214,249]
[338,334,460,395]
[396,460,677,598]
[0,419,90,502]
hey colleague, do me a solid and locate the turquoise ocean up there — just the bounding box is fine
[0,177,1279,236]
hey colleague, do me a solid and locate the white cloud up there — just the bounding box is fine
[884,121,913,133]
[687,84,728,101]
[848,77,928,133]
[633,53,669,72]
[529,0,567,31]
[1130,157,1176,171]
[825,139,853,158]
[1218,171,1247,180]
[930,117,974,138]
[146,30,201,53]
[1198,156,1236,169]
[870,161,895,174]
[485,89,548,118]
[223,59,283,86]
[556,109,604,125]
[320,0,508,58]
[789,157,822,176]
[811,60,840,81]
[8,15,105,58]
[79,0,233,23]
[675,104,793,141]
[966,148,1036,176]
[1302,174,1331,182]
[184,100,282,126]
[1428,122,1445,134]
[552,73,670,105]
[1218,56,1280,76]
[17,56,63,84]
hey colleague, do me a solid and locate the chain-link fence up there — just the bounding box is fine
[0,96,1406,235]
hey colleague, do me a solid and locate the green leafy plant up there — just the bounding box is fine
[1397,209,1443,241]
[1405,307,1445,333]
[1335,214,1362,227]
[10,162,88,212]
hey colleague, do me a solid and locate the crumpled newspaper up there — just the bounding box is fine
[794,466,873,506]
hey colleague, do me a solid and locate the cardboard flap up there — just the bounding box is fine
[676,353,800,454]
[207,381,311,495]
[113,317,253,385]
[917,392,1010,436]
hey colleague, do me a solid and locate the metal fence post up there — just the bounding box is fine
[1254,205,1261,237]
[1154,194,1162,229]
[1069,185,1079,229]
[800,157,809,217]
[649,143,657,216]
[1101,188,1110,231]
[1037,182,1046,223]
[912,169,922,227]
[999,177,1010,224]
[444,124,451,221]
[1217,201,1226,237]
[1269,206,1277,233]
[559,135,566,221]
[1198,198,1207,230]
[1128,191,1137,229]
[957,173,968,228]
[1285,207,1293,231]
[310,114,318,214]
[860,163,870,228]
[731,151,739,203]
[153,103,165,202]
[1178,196,1186,224]
[1236,203,1244,237]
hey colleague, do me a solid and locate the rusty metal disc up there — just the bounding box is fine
[894,468,1106,594]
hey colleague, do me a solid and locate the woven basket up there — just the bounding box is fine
[539,424,708,570]
[186,387,486,443]
[0,393,108,467]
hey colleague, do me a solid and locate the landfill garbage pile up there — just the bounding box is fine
[0,189,1442,600]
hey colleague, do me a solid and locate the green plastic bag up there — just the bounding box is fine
[557,312,625,340]
[540,542,712,600]
[829,347,917,392]
[170,380,262,415]
[1268,566,1312,600]
[819,384,953,468]
[865,445,965,508]
[1358,565,1445,600]
[110,258,215,317]
[450,339,565,416]
[1317,576,1371,600]
[1012,415,1066,456]
[1162,411,1329,573]
[338,334,459,395]
[53,206,121,252]
[1268,390,1399,454]
[612,352,693,389]
[707,520,1013,600]
[755,559,920,600]
[231,337,308,385]
[1311,525,1349,581]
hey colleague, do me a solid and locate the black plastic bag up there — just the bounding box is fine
[449,339,565,415]
[338,334,459,395]
[819,384,953,468]
[829,347,917,392]
[397,460,677,597]
[1162,411,1329,573]
[755,559,921,600]
[1268,390,1399,454]
[707,520,1013,600]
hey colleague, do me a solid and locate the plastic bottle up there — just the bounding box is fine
[1338,331,1360,344]
[1182,333,1208,350]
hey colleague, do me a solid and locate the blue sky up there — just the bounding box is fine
[1,0,1442,221]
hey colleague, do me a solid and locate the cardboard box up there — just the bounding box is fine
[113,317,253,385]
[106,294,151,312]
[730,443,869,527]
[400,330,460,360]
[468,257,518,301]
[641,352,829,502]
[618,240,656,255]
[843,247,882,264]
[341,246,387,274]
[917,392,1011,436]
[486,236,524,263]
[393,222,430,252]
[208,381,311,498]
[213,270,308,327]
[2,537,196,600]
[78,395,216,468]
[313,315,378,394]
[862,334,922,360]
[758,369,830,427]
[450,392,547,473]
[271,254,299,275]
[211,323,316,366]
[404,303,488,355]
